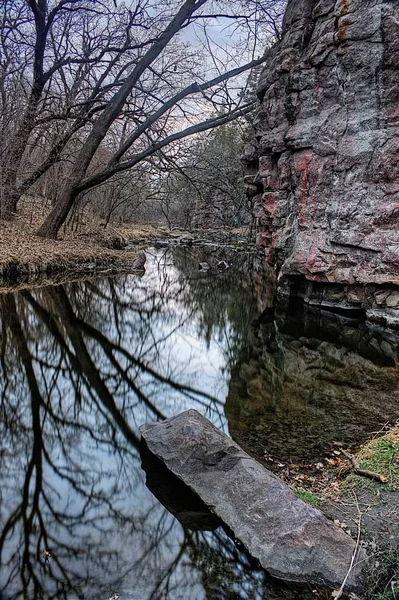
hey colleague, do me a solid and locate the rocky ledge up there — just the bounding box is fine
[243,0,399,315]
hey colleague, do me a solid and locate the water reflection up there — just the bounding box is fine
[0,248,286,600]
[1,246,397,599]
[226,295,399,466]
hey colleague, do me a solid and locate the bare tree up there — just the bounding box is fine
[35,0,263,238]
[0,0,120,214]
[0,0,287,235]
[156,122,249,230]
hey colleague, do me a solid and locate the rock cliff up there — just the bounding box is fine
[244,0,399,317]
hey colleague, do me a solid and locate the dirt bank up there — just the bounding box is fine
[0,219,144,285]
[0,196,161,288]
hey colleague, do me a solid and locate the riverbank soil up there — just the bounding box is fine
[266,426,399,600]
[0,195,152,276]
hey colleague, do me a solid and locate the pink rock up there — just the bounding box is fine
[244,0,399,309]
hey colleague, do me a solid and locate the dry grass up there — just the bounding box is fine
[0,195,150,271]
[384,428,399,445]
[120,223,173,240]
[337,426,399,493]
[356,427,399,487]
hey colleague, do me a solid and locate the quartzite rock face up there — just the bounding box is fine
[244,0,399,306]
[140,409,366,591]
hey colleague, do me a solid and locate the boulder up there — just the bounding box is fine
[154,240,169,249]
[178,232,195,246]
[140,409,367,591]
[217,260,229,271]
[199,261,211,272]
[140,440,220,531]
[131,250,146,271]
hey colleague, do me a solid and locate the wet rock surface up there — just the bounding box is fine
[127,227,256,250]
[140,409,367,591]
[244,0,399,313]
[140,440,221,532]
[226,299,399,466]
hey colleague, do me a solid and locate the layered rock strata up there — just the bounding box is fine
[244,0,399,314]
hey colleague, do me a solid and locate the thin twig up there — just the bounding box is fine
[334,492,362,599]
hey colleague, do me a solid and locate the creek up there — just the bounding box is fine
[0,247,398,600]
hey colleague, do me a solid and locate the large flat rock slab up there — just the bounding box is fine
[140,409,367,590]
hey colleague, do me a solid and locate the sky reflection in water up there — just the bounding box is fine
[0,248,268,600]
[2,247,397,600]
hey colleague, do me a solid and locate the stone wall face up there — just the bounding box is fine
[244,0,399,302]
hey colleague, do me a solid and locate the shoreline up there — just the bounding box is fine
[0,206,255,291]
[0,254,146,293]
[0,199,254,291]
[0,209,152,291]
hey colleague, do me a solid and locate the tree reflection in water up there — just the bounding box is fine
[2,249,306,600]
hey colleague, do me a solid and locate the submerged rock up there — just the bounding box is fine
[140,409,367,591]
[226,299,399,471]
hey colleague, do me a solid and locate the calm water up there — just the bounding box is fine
[0,247,398,600]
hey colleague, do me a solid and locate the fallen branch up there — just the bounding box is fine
[342,450,387,483]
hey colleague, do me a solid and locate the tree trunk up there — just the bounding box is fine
[1,186,20,218]
[36,185,80,239]
[1,0,48,218]
[36,0,206,239]
[1,86,44,217]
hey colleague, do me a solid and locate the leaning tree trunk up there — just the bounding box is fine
[36,186,81,239]
[36,0,207,239]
